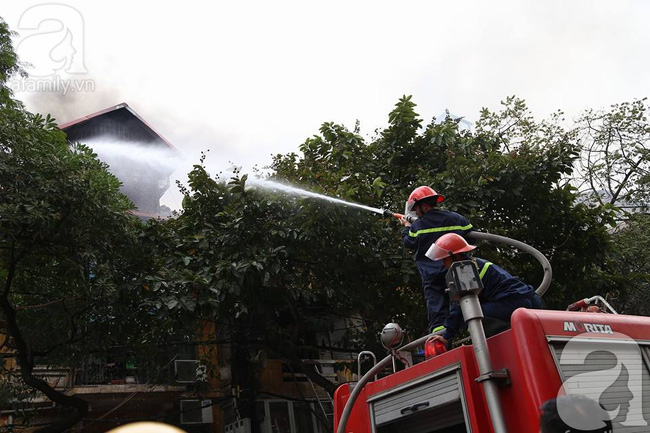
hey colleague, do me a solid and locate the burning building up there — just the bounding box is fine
[60,103,177,218]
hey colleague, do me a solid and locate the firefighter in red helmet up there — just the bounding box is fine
[427,233,543,345]
[401,186,473,333]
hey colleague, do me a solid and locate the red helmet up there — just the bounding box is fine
[406,186,445,211]
[426,233,476,261]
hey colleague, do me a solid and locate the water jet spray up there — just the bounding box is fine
[246,179,419,224]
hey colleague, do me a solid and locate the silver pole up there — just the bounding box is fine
[460,295,508,433]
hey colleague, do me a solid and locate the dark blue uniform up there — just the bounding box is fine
[442,258,543,341]
[402,209,473,331]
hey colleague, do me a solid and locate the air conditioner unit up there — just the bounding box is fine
[180,399,213,424]
[225,418,251,433]
[174,360,206,383]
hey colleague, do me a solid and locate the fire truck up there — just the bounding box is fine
[332,233,650,433]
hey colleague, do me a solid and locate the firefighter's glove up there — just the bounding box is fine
[399,216,412,227]
[426,334,448,347]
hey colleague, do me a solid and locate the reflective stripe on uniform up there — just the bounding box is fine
[408,223,473,238]
[479,261,493,279]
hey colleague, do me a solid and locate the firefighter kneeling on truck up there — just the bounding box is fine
[426,233,543,346]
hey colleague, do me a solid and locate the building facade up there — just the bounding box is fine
[60,103,177,218]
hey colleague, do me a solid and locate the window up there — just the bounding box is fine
[269,401,291,433]
[254,400,327,433]
[293,402,314,432]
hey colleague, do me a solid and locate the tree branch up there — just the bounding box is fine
[16,296,78,312]
[0,278,88,432]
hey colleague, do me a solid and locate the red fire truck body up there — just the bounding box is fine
[333,308,650,432]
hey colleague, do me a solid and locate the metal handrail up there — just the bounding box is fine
[335,333,434,433]
[357,351,377,382]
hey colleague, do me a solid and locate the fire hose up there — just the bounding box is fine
[467,231,552,297]
[381,211,552,296]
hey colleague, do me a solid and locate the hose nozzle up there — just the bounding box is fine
[382,209,416,223]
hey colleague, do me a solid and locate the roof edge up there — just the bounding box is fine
[59,103,177,152]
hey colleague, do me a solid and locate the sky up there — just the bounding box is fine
[2,1,649,210]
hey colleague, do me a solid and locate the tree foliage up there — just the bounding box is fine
[0,17,152,433]
[576,98,650,213]
[272,95,613,314]
[2,13,647,429]
[602,214,650,315]
[569,99,650,314]
[144,161,420,401]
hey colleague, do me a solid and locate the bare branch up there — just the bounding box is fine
[16,296,78,312]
